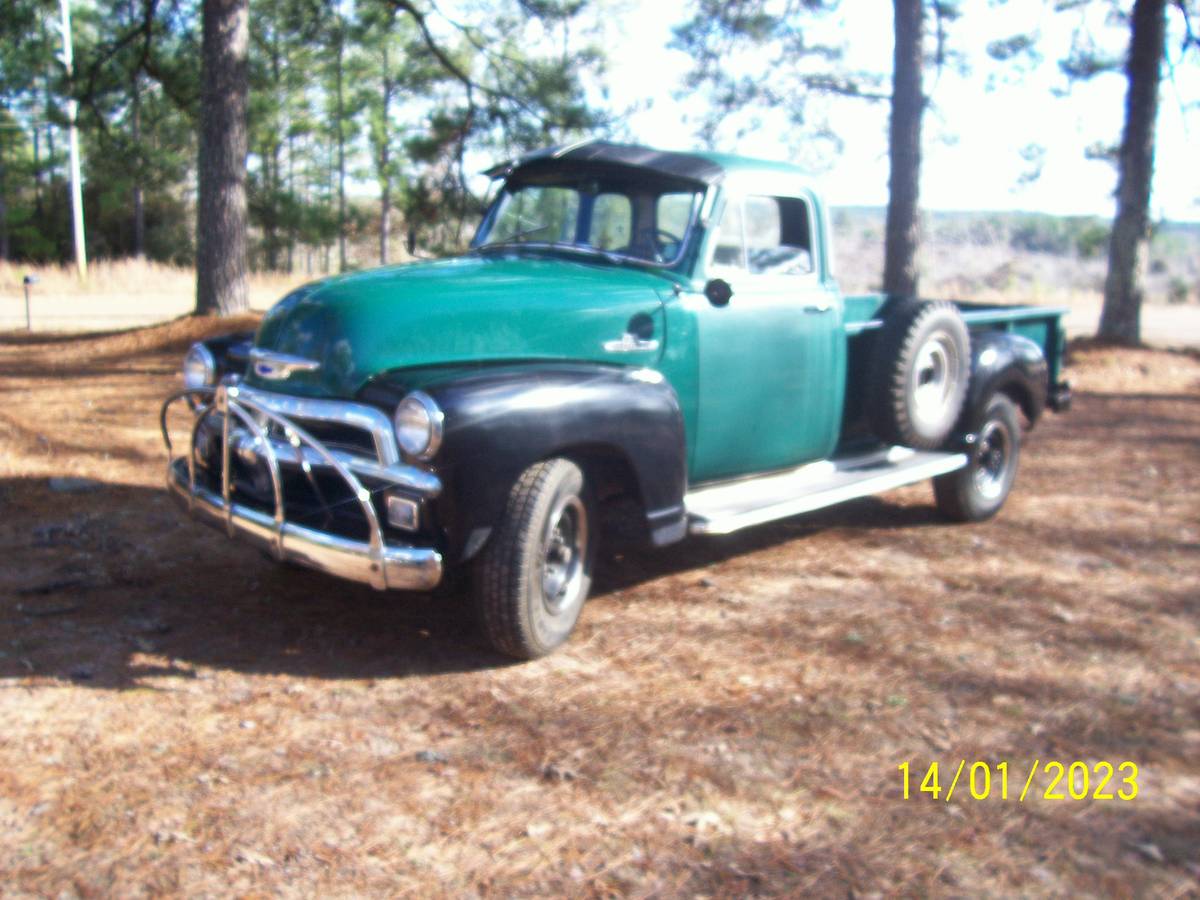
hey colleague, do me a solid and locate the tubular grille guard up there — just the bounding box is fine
[161,384,397,590]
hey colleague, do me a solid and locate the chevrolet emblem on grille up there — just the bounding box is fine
[249,348,321,380]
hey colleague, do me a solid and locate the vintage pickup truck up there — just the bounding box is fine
[162,140,1070,658]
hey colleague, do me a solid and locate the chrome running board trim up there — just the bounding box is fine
[685,446,968,535]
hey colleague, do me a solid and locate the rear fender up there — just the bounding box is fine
[964,331,1048,428]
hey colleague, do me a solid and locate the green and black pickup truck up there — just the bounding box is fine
[162,140,1071,659]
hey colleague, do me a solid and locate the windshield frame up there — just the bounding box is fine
[470,167,708,270]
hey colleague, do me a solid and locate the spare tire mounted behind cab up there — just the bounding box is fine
[868,299,972,450]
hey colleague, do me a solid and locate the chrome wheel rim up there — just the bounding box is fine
[911,333,957,425]
[973,418,1011,500]
[541,495,588,616]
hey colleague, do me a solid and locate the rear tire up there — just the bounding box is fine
[473,458,596,659]
[934,393,1021,522]
[869,299,971,449]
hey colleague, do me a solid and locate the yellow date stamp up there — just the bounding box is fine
[897,760,1139,802]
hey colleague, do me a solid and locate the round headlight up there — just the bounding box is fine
[393,391,444,460]
[182,342,216,390]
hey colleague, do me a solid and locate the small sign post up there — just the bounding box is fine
[23,275,38,331]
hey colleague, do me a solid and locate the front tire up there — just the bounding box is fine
[934,393,1021,522]
[473,458,596,659]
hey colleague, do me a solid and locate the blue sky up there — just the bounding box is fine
[596,0,1199,222]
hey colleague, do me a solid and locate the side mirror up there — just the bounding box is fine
[704,278,732,308]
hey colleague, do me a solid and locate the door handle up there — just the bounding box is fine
[603,333,660,353]
[803,301,834,313]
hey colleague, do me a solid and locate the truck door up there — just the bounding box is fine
[689,193,843,483]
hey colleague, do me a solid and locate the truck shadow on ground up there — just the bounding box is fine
[1,477,947,690]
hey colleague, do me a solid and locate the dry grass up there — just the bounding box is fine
[1,320,1199,896]
[0,260,307,332]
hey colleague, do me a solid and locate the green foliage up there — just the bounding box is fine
[1075,220,1111,258]
[0,0,611,268]
[1008,213,1112,258]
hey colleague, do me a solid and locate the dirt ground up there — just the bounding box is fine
[1,318,1198,897]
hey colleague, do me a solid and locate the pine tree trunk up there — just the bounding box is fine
[883,0,924,298]
[195,0,250,316]
[335,24,348,272]
[34,128,44,220]
[286,131,296,273]
[264,137,279,270]
[379,46,392,266]
[380,179,391,265]
[0,152,9,261]
[1098,0,1166,345]
[264,30,282,271]
[132,74,145,259]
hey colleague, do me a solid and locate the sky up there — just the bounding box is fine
[593,0,1200,222]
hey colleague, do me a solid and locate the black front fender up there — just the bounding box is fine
[964,331,1049,428]
[390,364,688,562]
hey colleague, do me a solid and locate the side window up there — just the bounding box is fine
[656,192,694,238]
[590,193,632,250]
[711,197,746,271]
[744,195,814,276]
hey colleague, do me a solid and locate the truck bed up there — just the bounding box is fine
[842,295,1069,385]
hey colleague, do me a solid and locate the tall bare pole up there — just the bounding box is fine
[58,0,88,280]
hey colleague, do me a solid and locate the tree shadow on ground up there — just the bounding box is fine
[0,477,950,690]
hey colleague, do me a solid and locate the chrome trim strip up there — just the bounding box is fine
[217,419,442,496]
[234,383,401,467]
[603,333,660,353]
[249,348,321,380]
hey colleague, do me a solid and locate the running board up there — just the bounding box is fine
[685,447,968,535]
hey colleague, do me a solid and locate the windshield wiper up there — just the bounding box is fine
[479,222,553,246]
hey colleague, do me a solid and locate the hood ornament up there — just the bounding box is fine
[249,348,321,381]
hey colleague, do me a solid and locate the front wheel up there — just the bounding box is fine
[934,393,1021,522]
[473,458,596,659]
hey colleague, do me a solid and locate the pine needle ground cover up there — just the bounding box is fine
[0,319,1197,895]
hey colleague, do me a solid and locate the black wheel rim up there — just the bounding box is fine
[973,418,1011,500]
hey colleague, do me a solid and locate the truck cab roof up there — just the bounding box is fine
[484,139,812,189]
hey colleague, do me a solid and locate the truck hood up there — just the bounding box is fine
[248,254,675,398]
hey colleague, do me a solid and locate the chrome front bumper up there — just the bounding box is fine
[161,383,443,592]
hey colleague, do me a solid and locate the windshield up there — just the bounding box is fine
[474,173,703,266]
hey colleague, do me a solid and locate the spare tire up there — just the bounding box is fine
[868,299,970,449]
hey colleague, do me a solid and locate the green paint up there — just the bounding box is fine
[249,255,676,398]
[247,149,1067,486]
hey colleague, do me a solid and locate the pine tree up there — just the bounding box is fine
[195,0,250,315]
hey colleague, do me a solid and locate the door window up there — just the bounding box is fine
[744,196,814,276]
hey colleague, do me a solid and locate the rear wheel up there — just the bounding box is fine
[934,393,1021,522]
[473,458,596,659]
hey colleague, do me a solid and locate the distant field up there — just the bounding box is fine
[3,210,1199,348]
[0,261,308,333]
